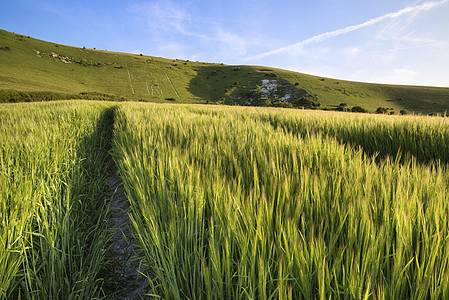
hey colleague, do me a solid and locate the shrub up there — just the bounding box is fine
[294,96,320,109]
[376,107,388,114]
[259,98,272,107]
[273,100,283,107]
[336,106,349,112]
[351,106,368,113]
[400,109,409,115]
[265,72,277,77]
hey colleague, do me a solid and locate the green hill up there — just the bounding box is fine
[1,29,449,114]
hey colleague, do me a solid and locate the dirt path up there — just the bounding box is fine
[107,167,148,299]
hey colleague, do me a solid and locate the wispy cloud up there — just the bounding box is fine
[132,1,192,33]
[127,0,255,61]
[246,0,447,61]
[214,29,249,57]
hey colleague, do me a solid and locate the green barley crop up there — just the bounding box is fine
[257,109,449,164]
[113,103,449,299]
[0,101,114,299]
[2,100,448,299]
[187,106,449,164]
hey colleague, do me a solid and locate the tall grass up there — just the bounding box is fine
[252,108,449,164]
[113,103,449,299]
[0,101,114,298]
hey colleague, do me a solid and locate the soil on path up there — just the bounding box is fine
[106,167,148,299]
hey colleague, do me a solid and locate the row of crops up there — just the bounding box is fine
[0,102,114,298]
[2,101,449,299]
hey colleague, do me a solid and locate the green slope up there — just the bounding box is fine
[1,29,449,113]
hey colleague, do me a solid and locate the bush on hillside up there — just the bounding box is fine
[293,96,320,109]
[335,103,349,112]
[376,107,388,114]
[351,106,368,113]
[273,100,294,108]
[242,86,264,105]
[336,106,349,112]
[257,98,272,107]
[265,72,277,78]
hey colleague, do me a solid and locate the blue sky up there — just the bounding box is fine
[1,0,448,87]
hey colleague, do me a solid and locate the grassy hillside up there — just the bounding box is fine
[1,29,449,113]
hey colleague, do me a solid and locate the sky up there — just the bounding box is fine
[1,0,449,87]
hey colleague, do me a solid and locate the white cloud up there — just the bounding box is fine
[149,1,190,32]
[215,29,249,57]
[129,1,196,36]
[246,0,448,61]
[157,42,186,55]
[126,1,257,63]
[343,46,361,56]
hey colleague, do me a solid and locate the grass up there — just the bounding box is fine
[244,108,449,164]
[0,101,114,298]
[1,28,449,113]
[2,99,449,298]
[0,89,126,103]
[112,103,449,299]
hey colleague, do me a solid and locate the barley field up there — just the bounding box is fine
[0,101,114,299]
[113,103,449,299]
[1,101,449,299]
